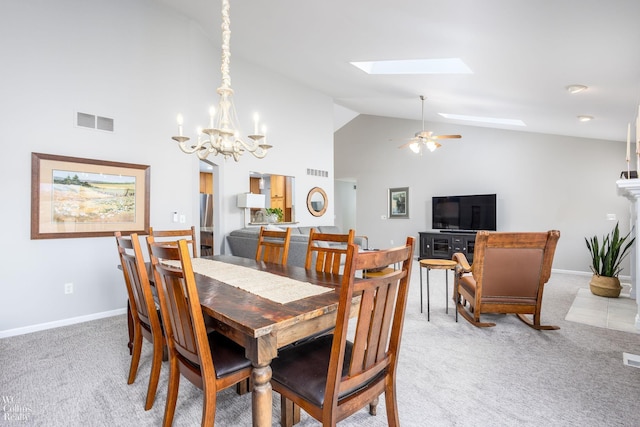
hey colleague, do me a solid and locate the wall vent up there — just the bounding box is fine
[306,168,328,178]
[76,112,114,132]
[623,352,640,368]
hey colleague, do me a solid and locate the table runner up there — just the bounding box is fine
[162,258,332,304]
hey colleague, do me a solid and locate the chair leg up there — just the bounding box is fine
[127,325,143,384]
[384,387,400,427]
[516,314,559,330]
[162,357,180,427]
[144,339,164,410]
[369,397,379,415]
[201,387,217,426]
[280,397,300,427]
[236,378,251,395]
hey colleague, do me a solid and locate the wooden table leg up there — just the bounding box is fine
[426,267,431,321]
[251,362,272,427]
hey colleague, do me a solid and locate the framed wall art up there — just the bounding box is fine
[31,152,150,239]
[389,187,409,219]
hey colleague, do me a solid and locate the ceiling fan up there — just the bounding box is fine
[398,95,461,153]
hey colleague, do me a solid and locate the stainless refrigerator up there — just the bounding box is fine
[200,194,214,255]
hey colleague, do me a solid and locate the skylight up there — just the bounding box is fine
[350,58,473,75]
[438,113,526,127]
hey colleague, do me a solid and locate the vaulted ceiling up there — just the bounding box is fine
[156,0,640,141]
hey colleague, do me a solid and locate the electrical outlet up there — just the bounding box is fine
[179,214,186,224]
[390,240,394,245]
[64,283,74,294]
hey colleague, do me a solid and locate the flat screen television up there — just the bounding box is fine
[432,194,497,231]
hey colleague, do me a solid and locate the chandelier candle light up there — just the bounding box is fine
[171,0,271,162]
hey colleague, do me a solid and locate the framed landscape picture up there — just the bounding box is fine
[31,153,150,239]
[389,187,409,218]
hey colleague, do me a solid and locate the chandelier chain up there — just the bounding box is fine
[220,0,231,89]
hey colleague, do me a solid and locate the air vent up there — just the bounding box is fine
[96,116,114,131]
[623,352,640,368]
[76,112,114,132]
[307,168,328,178]
[77,113,95,128]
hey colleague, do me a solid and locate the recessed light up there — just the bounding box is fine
[566,84,588,94]
[577,115,593,122]
[350,58,473,75]
[439,113,526,126]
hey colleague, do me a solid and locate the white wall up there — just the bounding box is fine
[334,114,631,272]
[0,0,335,333]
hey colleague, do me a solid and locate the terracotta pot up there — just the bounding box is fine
[589,275,622,298]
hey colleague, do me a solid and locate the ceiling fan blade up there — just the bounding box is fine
[432,134,462,139]
[398,138,419,149]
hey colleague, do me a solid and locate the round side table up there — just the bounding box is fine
[419,259,458,321]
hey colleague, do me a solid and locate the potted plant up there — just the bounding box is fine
[265,207,283,223]
[585,222,635,297]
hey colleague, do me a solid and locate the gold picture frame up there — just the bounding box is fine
[31,152,150,239]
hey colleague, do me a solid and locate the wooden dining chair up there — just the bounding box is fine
[271,237,415,427]
[255,226,292,265]
[148,238,252,427]
[115,232,165,410]
[149,226,199,257]
[304,228,355,274]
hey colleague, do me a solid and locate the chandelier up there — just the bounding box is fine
[171,0,271,162]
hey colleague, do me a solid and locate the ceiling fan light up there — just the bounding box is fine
[566,84,588,94]
[426,141,440,152]
[409,141,421,154]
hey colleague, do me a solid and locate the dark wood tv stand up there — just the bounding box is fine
[418,231,477,262]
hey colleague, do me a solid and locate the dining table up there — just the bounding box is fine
[181,254,354,427]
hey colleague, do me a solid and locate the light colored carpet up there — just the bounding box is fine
[1,264,640,426]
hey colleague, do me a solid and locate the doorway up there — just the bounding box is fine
[199,160,218,255]
[334,179,357,232]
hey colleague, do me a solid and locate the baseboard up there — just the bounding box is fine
[552,268,590,277]
[552,268,631,282]
[0,308,127,339]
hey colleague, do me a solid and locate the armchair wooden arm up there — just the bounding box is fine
[452,252,471,273]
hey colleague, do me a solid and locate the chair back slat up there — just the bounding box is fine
[149,240,213,372]
[305,228,355,274]
[149,226,198,258]
[255,227,292,265]
[329,238,414,403]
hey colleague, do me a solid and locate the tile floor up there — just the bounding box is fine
[565,285,639,334]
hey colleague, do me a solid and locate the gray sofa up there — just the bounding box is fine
[226,226,367,267]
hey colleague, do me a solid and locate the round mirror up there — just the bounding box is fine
[307,187,328,217]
